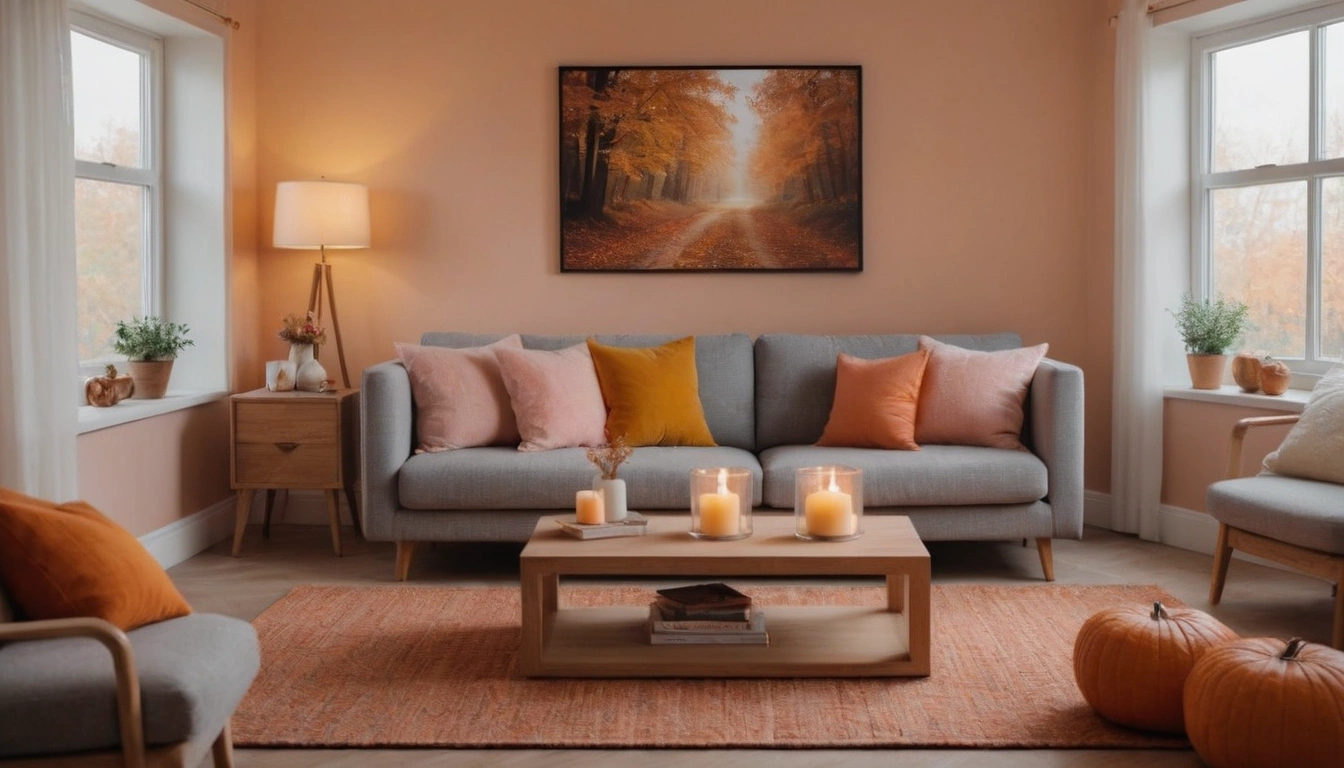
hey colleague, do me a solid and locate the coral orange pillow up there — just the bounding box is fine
[817,350,930,450]
[915,336,1048,450]
[397,335,523,452]
[586,336,717,447]
[0,487,191,631]
[496,343,608,451]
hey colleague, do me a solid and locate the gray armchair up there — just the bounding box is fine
[0,583,260,768]
[1206,414,1344,649]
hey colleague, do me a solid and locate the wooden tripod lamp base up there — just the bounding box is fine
[307,256,350,389]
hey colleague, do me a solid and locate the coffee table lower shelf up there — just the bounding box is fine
[528,605,915,678]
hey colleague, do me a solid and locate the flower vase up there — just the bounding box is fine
[290,343,328,392]
[593,476,627,522]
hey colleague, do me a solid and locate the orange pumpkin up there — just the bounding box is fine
[1073,601,1237,734]
[1185,637,1344,768]
[1230,353,1262,392]
[1259,359,1291,396]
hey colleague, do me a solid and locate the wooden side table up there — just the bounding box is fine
[229,388,360,556]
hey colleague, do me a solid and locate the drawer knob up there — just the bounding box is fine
[274,442,300,452]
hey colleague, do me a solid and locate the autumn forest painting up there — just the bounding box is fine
[560,66,861,271]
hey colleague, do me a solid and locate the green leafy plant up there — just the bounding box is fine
[1169,294,1250,355]
[111,316,195,361]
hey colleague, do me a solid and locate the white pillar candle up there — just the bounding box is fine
[805,469,854,537]
[575,489,605,524]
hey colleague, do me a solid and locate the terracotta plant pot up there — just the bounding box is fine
[1186,354,1227,390]
[127,360,175,399]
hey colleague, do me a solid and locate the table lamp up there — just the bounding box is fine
[273,180,370,388]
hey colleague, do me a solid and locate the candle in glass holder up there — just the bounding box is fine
[805,469,855,537]
[698,468,740,537]
[575,489,604,524]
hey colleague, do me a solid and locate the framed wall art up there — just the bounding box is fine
[559,65,862,272]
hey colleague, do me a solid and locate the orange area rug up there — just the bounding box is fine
[232,583,1189,748]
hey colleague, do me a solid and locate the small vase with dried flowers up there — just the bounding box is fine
[586,436,633,522]
[278,312,330,391]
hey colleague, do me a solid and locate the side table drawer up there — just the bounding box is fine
[235,442,339,486]
[235,402,338,444]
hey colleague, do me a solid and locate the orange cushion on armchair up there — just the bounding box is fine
[0,487,191,631]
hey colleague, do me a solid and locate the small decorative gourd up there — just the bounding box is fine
[1073,601,1238,734]
[1184,637,1344,768]
[1259,358,1291,396]
[1230,353,1262,392]
[84,364,135,407]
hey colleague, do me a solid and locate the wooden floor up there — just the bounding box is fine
[170,522,1337,767]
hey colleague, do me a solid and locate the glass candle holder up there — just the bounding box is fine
[795,466,863,541]
[689,467,752,540]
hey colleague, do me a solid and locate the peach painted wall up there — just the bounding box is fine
[1161,399,1294,513]
[76,0,259,535]
[252,0,1118,487]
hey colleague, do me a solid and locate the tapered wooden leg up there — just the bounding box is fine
[211,720,234,768]
[1210,523,1234,604]
[231,491,252,557]
[395,541,417,581]
[262,489,277,539]
[1333,567,1344,650]
[1036,537,1055,582]
[324,490,342,556]
[344,485,362,538]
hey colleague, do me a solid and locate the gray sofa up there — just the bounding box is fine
[362,332,1084,581]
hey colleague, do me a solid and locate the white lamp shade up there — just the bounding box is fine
[273,180,370,249]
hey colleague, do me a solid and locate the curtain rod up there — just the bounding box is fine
[179,0,240,30]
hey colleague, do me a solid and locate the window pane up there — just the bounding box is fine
[1327,22,1344,160]
[71,31,142,167]
[1324,177,1344,361]
[76,179,144,361]
[1212,31,1308,172]
[1210,181,1308,358]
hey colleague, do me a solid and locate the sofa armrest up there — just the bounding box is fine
[1028,358,1085,539]
[361,360,415,541]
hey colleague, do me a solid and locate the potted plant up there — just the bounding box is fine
[112,316,194,399]
[1169,294,1249,390]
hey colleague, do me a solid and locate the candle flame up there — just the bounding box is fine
[717,467,728,495]
[827,467,839,493]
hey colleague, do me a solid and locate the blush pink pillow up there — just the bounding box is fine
[914,336,1048,450]
[496,344,608,452]
[396,335,522,452]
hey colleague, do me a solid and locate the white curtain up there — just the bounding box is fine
[1111,0,1162,541]
[0,0,79,500]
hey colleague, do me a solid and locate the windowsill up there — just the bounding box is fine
[77,389,228,434]
[1163,384,1308,413]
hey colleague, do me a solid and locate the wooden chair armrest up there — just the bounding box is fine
[0,618,146,768]
[1226,414,1302,479]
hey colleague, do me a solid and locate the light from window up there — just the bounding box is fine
[1325,177,1344,361]
[1211,181,1308,358]
[1327,22,1344,160]
[71,31,142,168]
[1212,31,1308,173]
[75,179,144,361]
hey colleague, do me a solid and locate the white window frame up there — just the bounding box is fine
[1191,1,1344,375]
[71,11,164,371]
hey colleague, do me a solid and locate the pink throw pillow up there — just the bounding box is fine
[914,336,1048,450]
[396,336,523,452]
[496,344,608,452]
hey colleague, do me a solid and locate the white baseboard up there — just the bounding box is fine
[1086,492,1293,572]
[138,497,236,568]
[1083,490,1112,530]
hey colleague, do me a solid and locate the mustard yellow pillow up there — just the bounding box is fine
[586,337,717,447]
[0,487,192,631]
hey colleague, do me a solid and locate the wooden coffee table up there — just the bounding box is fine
[518,514,930,678]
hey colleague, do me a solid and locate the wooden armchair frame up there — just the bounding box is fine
[0,618,233,768]
[1208,414,1344,649]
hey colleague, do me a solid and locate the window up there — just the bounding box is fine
[1194,4,1344,374]
[71,13,162,370]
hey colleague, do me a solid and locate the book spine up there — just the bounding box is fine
[648,632,769,645]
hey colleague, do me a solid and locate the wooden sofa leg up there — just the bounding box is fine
[395,541,417,582]
[1210,523,1234,605]
[212,719,234,768]
[1035,538,1055,582]
[1333,568,1344,651]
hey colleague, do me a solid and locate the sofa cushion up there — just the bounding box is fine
[915,336,1048,450]
[496,343,607,451]
[758,445,1048,508]
[1207,475,1344,555]
[587,337,717,447]
[399,446,763,510]
[422,332,756,451]
[817,350,929,451]
[1262,365,1344,484]
[0,613,259,757]
[754,333,1022,450]
[397,335,523,451]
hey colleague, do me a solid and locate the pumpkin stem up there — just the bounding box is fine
[1150,601,1168,620]
[1281,637,1307,660]
[105,363,118,378]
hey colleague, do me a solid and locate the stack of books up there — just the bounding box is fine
[555,511,648,540]
[647,582,768,645]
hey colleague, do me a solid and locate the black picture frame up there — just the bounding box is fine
[559,65,862,272]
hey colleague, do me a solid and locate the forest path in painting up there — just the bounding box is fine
[563,200,857,271]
